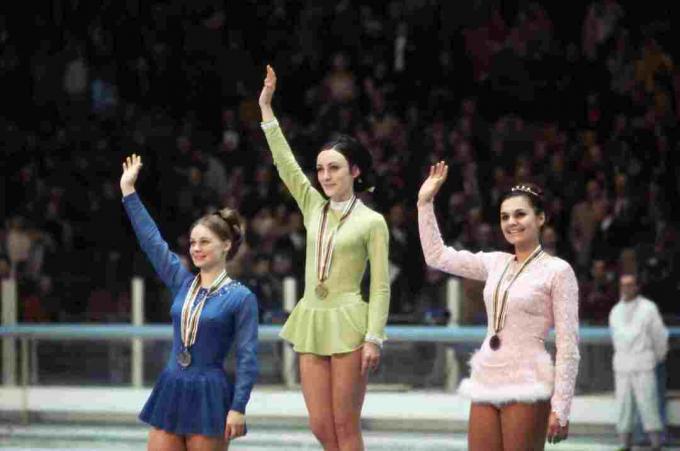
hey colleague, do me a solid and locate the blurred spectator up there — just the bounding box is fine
[569,179,604,273]
[90,65,118,115]
[273,210,306,284]
[21,279,52,322]
[63,42,89,98]
[581,258,618,325]
[1,0,678,328]
[386,201,419,315]
[412,267,449,324]
[322,52,357,104]
[0,255,11,279]
[6,216,32,277]
[541,225,569,259]
[243,253,278,322]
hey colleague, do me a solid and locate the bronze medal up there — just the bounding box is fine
[177,349,192,368]
[490,246,544,352]
[489,334,501,351]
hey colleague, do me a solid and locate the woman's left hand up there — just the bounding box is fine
[361,342,381,375]
[546,412,568,444]
[225,410,246,440]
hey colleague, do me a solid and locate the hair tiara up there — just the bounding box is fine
[511,184,541,197]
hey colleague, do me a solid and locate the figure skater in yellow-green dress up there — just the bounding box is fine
[259,65,390,451]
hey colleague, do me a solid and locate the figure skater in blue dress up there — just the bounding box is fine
[120,153,259,450]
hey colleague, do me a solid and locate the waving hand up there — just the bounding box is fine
[258,65,277,122]
[121,154,143,197]
[417,161,448,206]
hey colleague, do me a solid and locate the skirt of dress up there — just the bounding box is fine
[280,297,369,355]
[458,346,554,406]
[139,366,233,436]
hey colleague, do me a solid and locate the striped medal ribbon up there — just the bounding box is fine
[489,245,544,351]
[314,196,359,299]
[177,270,230,368]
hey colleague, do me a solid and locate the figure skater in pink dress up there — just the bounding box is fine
[418,162,579,450]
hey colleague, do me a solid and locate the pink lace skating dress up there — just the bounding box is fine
[418,202,580,426]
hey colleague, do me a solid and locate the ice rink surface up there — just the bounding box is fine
[1,423,672,451]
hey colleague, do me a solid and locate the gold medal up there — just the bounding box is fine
[315,283,329,299]
[314,196,358,301]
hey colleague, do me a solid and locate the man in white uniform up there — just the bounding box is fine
[609,273,668,451]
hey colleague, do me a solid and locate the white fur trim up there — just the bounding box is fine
[458,378,553,406]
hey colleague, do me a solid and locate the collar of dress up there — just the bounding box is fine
[330,198,353,211]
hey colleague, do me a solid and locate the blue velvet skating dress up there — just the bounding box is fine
[123,193,259,437]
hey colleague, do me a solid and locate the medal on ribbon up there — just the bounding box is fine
[315,196,358,299]
[489,246,543,351]
[178,270,230,368]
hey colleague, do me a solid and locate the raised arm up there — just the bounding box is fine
[549,263,580,429]
[258,64,276,124]
[120,154,192,292]
[417,162,490,281]
[258,65,325,216]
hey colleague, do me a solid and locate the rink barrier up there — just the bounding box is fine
[2,277,679,392]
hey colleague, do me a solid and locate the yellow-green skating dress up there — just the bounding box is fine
[262,119,390,355]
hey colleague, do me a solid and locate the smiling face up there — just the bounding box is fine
[189,224,230,270]
[316,148,359,201]
[499,195,545,249]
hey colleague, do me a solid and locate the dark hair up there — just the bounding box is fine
[192,208,244,260]
[499,183,545,215]
[321,134,376,193]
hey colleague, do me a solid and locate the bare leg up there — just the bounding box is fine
[331,348,368,451]
[499,401,551,451]
[148,427,187,451]
[300,353,339,450]
[186,434,226,451]
[468,403,503,451]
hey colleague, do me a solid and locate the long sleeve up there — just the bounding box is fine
[608,306,619,351]
[366,216,390,341]
[261,119,325,218]
[122,193,193,292]
[649,303,669,364]
[417,202,492,281]
[230,293,259,414]
[549,263,581,426]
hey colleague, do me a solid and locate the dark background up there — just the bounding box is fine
[1,0,679,329]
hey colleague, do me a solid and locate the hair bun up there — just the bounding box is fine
[219,208,244,246]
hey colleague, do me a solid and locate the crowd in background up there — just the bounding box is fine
[2,0,679,327]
